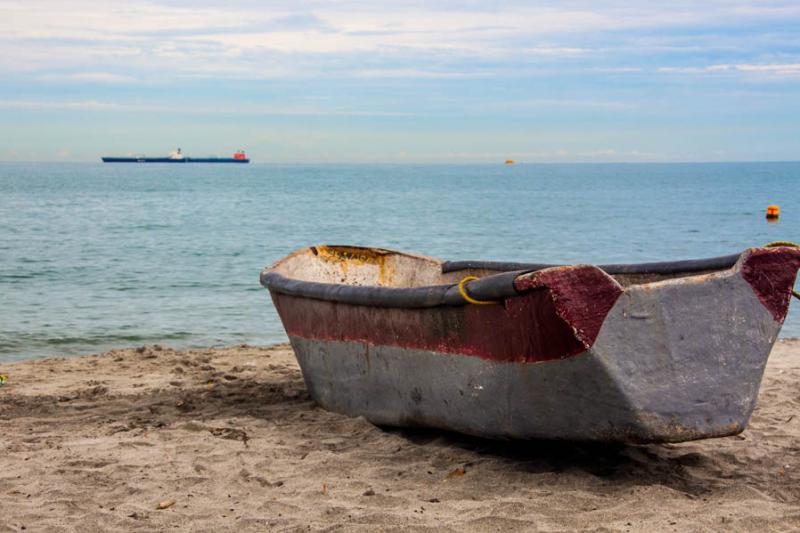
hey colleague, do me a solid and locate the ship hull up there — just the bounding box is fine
[101,157,249,163]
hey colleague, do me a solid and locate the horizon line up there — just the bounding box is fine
[1,159,799,165]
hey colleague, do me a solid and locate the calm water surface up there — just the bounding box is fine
[1,162,798,362]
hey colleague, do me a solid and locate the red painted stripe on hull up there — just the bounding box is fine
[271,278,619,363]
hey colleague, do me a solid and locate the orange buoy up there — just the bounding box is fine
[766,205,780,219]
[505,160,514,165]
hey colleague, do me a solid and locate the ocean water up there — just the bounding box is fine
[1,161,798,362]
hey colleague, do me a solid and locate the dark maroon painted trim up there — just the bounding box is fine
[514,266,624,348]
[741,247,800,323]
[270,265,622,363]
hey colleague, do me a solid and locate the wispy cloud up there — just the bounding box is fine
[658,63,800,76]
[0,99,121,110]
[2,1,799,162]
[3,1,799,80]
[585,67,644,73]
[355,68,490,79]
[0,98,412,116]
[40,72,139,83]
[490,99,635,110]
[441,148,663,162]
[729,63,800,75]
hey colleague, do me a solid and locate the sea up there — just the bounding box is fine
[1,161,798,362]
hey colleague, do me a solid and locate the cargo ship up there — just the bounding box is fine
[102,148,249,163]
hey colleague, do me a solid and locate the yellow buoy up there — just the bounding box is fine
[505,160,514,165]
[766,205,780,219]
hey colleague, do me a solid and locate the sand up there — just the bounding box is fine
[2,340,800,532]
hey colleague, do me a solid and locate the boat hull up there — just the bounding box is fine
[264,246,800,443]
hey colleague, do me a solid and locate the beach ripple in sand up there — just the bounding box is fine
[1,341,800,532]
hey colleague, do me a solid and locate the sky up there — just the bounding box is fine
[1,0,799,162]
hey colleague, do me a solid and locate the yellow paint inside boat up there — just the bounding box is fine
[316,246,396,285]
[272,245,443,288]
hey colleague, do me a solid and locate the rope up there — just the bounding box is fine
[458,276,498,305]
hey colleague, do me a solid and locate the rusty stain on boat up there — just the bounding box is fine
[316,246,396,286]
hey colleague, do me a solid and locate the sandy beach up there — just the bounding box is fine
[2,340,800,532]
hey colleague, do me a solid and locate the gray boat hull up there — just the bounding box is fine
[263,245,800,443]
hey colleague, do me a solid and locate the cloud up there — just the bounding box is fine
[491,99,635,110]
[521,47,590,56]
[0,98,412,116]
[585,67,644,73]
[732,63,800,75]
[355,68,490,79]
[2,1,799,81]
[40,72,139,83]
[658,63,800,76]
[0,99,121,110]
[440,148,663,162]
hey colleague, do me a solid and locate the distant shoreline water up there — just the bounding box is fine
[1,161,799,362]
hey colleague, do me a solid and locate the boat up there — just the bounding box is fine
[260,244,800,443]
[102,148,249,163]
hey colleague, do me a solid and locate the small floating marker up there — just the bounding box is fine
[766,205,780,219]
[505,159,515,165]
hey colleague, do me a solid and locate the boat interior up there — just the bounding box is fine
[269,245,742,289]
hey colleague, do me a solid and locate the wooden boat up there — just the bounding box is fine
[260,244,800,443]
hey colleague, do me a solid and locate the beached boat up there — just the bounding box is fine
[260,244,800,443]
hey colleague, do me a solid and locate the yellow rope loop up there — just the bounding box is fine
[457,276,498,305]
[0,374,7,385]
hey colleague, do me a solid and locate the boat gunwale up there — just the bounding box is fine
[261,247,746,309]
[441,253,742,275]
